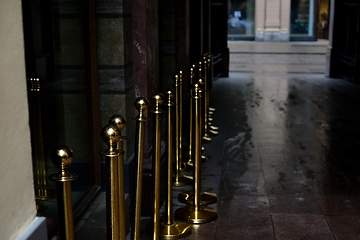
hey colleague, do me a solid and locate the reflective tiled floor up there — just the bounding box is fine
[76,41,360,239]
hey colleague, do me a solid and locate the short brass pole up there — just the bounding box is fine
[100,124,121,240]
[109,115,127,240]
[49,145,78,240]
[160,89,191,239]
[173,74,192,187]
[132,97,148,240]
[150,93,164,240]
[175,83,218,224]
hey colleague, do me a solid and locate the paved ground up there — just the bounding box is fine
[76,40,360,239]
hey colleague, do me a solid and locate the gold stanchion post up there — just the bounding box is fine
[160,89,192,239]
[100,124,121,240]
[49,145,78,240]
[109,115,127,240]
[186,65,196,169]
[132,97,148,240]
[150,93,164,239]
[173,74,192,187]
[175,83,218,224]
[178,80,217,206]
[203,53,219,132]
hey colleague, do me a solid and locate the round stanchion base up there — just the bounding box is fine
[178,191,217,205]
[209,107,216,112]
[159,221,192,239]
[173,175,193,187]
[210,125,219,131]
[175,205,218,224]
[187,156,209,168]
[202,136,211,143]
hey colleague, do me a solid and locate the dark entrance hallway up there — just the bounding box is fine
[75,41,360,239]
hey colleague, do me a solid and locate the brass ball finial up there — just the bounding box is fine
[134,97,149,112]
[109,114,126,131]
[151,93,164,113]
[101,124,121,146]
[50,145,74,171]
[164,89,175,107]
[49,145,78,181]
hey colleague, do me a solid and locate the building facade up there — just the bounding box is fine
[228,0,330,41]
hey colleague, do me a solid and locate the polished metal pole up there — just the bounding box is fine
[109,115,127,240]
[49,145,78,240]
[132,97,149,240]
[160,89,191,239]
[100,124,121,240]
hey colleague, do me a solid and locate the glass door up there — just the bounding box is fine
[22,0,101,223]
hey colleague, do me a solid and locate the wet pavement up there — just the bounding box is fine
[76,41,360,239]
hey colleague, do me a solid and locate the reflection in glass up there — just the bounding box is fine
[290,0,314,36]
[228,0,255,39]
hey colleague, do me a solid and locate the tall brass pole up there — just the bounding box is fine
[178,80,217,206]
[205,53,217,114]
[150,93,164,240]
[49,145,78,240]
[100,124,121,240]
[186,65,196,168]
[160,89,191,239]
[175,83,218,224]
[178,71,187,171]
[173,74,192,187]
[109,115,127,240]
[132,97,148,240]
[198,62,211,143]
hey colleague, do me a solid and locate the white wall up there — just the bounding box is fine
[0,0,37,239]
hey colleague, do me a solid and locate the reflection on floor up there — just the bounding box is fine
[76,41,360,239]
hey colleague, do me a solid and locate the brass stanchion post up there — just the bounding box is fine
[173,74,192,187]
[178,81,217,206]
[203,53,218,132]
[150,93,164,239]
[186,65,196,169]
[160,89,191,239]
[175,83,218,224]
[100,124,121,240]
[109,115,127,240]
[132,97,149,240]
[49,145,78,240]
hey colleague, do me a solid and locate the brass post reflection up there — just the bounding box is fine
[132,97,149,240]
[49,145,78,240]
[109,115,127,240]
[28,78,50,200]
[100,124,121,240]
[150,93,164,239]
[173,74,192,187]
[160,89,191,239]
[175,83,218,224]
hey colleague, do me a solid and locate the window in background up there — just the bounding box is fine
[228,0,255,40]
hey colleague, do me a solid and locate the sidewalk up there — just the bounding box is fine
[229,40,328,74]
